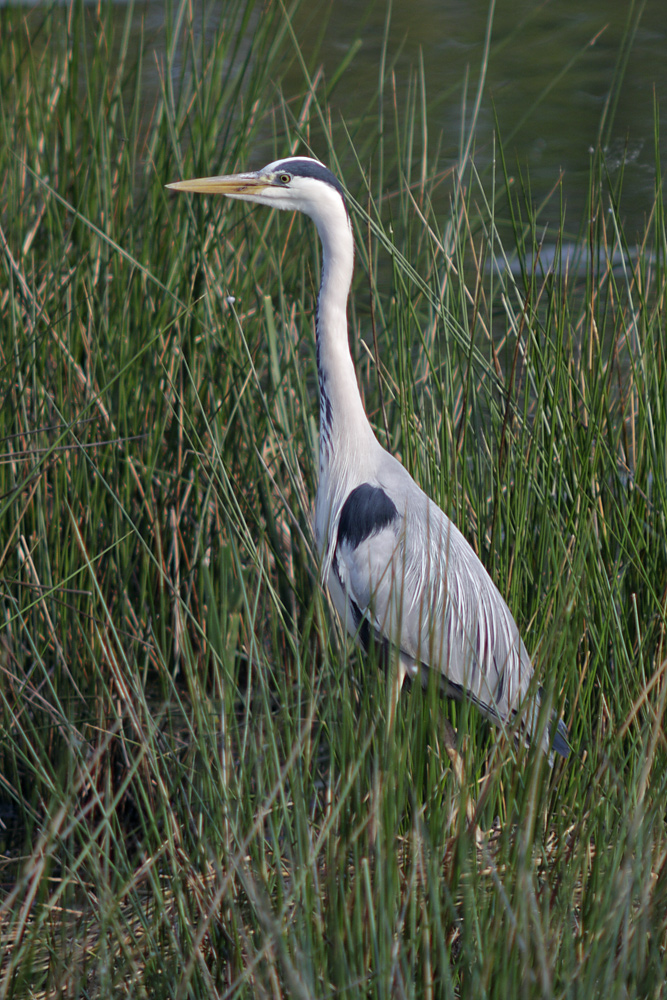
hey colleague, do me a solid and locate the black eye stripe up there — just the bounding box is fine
[266,159,348,214]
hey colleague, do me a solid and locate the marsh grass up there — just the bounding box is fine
[1,1,666,996]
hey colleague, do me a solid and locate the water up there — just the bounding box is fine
[285,0,665,239]
[4,0,665,238]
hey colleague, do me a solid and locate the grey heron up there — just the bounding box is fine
[168,156,569,762]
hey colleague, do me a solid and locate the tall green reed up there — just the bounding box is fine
[0,0,665,996]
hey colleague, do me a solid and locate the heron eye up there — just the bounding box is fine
[279,173,291,184]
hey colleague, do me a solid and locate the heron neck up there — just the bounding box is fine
[314,214,375,467]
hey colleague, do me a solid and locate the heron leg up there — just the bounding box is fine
[387,656,409,733]
[440,716,478,833]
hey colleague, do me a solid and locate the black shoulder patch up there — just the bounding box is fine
[337,484,399,551]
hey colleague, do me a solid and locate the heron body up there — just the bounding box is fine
[168,156,569,759]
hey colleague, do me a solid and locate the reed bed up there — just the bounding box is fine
[0,1,665,996]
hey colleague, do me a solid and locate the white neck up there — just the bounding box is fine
[311,202,376,475]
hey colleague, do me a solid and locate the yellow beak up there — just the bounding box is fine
[166,173,270,196]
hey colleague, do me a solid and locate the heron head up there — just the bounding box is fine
[167,156,348,225]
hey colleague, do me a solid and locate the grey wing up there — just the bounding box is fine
[333,478,536,730]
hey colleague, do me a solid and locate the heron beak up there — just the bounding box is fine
[166,173,270,196]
